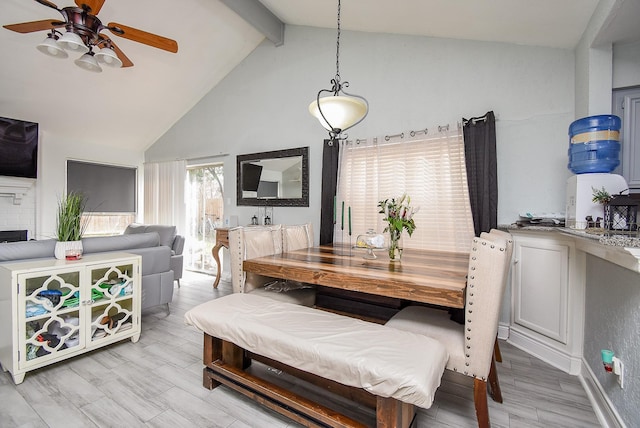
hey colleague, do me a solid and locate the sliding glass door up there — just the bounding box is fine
[185,164,223,273]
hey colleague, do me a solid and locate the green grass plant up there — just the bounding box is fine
[56,192,88,241]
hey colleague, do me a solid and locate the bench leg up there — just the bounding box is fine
[203,334,252,390]
[376,396,415,428]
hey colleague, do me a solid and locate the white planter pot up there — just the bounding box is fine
[54,240,83,260]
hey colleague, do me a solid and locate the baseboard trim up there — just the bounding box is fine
[497,322,509,340]
[507,328,581,375]
[580,359,627,428]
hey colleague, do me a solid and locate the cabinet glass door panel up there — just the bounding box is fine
[24,312,81,363]
[89,300,135,342]
[19,268,85,368]
[90,263,135,302]
[87,262,137,344]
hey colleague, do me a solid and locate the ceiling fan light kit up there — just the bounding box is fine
[3,0,178,71]
[309,0,368,142]
[95,45,122,67]
[36,33,68,58]
[58,30,89,53]
[74,51,102,72]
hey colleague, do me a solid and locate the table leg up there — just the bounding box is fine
[212,242,223,288]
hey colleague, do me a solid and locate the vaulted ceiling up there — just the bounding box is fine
[1,0,637,151]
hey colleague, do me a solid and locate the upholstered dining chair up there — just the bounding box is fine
[385,233,511,428]
[228,224,316,307]
[481,229,514,365]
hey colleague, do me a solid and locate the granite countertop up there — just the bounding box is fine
[501,224,640,248]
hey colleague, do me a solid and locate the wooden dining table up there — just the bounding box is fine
[243,244,469,308]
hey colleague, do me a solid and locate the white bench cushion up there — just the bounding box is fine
[184,293,448,409]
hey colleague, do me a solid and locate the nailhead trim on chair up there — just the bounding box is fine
[463,236,507,381]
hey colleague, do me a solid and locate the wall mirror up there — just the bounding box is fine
[237,146,309,207]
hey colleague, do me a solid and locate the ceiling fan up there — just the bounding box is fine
[3,0,178,71]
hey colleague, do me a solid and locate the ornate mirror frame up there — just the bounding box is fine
[236,146,309,207]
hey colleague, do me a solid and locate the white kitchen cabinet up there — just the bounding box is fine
[509,231,585,375]
[0,252,141,384]
[613,87,640,190]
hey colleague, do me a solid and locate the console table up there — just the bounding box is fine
[211,227,229,288]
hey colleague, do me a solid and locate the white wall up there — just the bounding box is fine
[575,0,617,118]
[0,186,35,238]
[613,40,640,89]
[584,256,640,427]
[147,25,576,239]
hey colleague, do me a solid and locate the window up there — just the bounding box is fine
[66,160,137,236]
[336,127,475,252]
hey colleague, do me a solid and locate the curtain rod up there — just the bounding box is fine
[384,122,461,141]
[345,122,462,144]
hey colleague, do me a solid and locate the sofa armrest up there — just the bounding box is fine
[172,235,185,256]
[170,254,183,281]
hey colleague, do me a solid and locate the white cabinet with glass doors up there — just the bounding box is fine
[0,252,141,384]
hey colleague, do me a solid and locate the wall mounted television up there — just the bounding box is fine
[0,116,38,179]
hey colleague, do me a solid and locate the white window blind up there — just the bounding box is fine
[336,127,475,252]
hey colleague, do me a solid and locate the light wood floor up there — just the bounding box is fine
[1,270,601,428]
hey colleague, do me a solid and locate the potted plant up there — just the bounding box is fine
[591,186,612,205]
[54,191,88,260]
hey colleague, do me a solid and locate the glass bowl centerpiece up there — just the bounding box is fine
[355,229,385,259]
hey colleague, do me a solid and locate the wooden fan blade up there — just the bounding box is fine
[108,22,178,53]
[75,0,105,15]
[109,40,133,68]
[3,19,65,34]
[35,0,60,11]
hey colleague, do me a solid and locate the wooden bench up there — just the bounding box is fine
[184,293,449,428]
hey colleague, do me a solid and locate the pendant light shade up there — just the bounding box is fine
[58,31,89,53]
[36,34,68,58]
[95,46,123,68]
[74,52,102,72]
[309,0,368,141]
[309,95,368,132]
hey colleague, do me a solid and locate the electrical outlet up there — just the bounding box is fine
[612,356,624,388]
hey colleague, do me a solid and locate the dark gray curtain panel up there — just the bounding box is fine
[463,111,498,237]
[320,139,340,245]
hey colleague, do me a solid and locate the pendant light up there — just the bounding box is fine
[309,0,368,141]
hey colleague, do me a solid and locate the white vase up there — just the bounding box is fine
[54,240,83,260]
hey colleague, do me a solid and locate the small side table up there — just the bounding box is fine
[212,227,230,288]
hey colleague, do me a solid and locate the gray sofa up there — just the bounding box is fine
[123,224,184,286]
[0,232,176,311]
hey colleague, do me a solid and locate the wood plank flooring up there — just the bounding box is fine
[0,271,601,427]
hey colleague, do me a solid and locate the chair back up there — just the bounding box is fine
[480,229,513,276]
[283,223,314,252]
[229,225,283,293]
[463,234,510,379]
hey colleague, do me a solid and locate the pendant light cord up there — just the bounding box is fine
[335,0,341,84]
